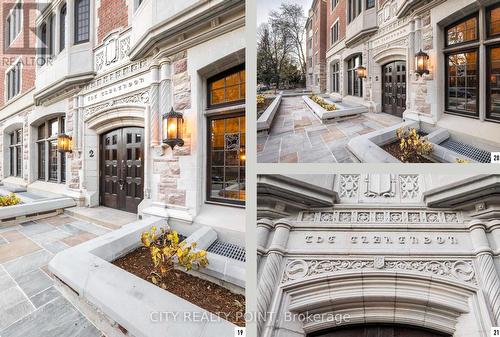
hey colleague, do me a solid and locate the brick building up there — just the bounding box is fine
[0,0,246,235]
[305,0,327,93]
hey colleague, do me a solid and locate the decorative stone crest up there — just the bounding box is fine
[400,174,419,199]
[339,174,359,198]
[282,258,477,285]
[364,174,396,198]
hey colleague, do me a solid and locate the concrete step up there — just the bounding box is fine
[64,206,137,230]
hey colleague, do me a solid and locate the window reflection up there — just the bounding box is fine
[489,46,500,121]
[447,51,478,115]
[446,16,477,46]
[489,6,500,37]
[208,66,245,107]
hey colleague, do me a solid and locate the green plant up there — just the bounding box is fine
[309,95,336,111]
[0,193,21,207]
[257,94,266,105]
[396,127,433,163]
[141,226,208,288]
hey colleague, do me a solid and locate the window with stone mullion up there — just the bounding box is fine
[9,129,22,177]
[36,117,66,184]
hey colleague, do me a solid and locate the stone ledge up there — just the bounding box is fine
[49,216,238,337]
[303,95,367,120]
[0,197,76,222]
[257,93,282,133]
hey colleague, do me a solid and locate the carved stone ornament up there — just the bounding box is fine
[282,258,477,285]
[340,174,360,198]
[400,174,420,199]
[300,210,461,224]
[365,174,396,198]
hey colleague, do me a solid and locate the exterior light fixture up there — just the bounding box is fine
[162,107,184,150]
[415,49,430,76]
[356,65,367,79]
[57,134,72,153]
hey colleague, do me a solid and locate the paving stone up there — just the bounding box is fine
[0,273,16,290]
[68,221,109,236]
[30,287,61,308]
[0,286,28,309]
[58,224,85,236]
[0,240,42,264]
[43,215,73,226]
[0,297,100,337]
[40,241,70,254]
[29,230,71,245]
[3,250,53,279]
[0,236,6,245]
[0,300,35,331]
[18,223,55,237]
[15,269,53,298]
[1,231,25,243]
[61,232,97,247]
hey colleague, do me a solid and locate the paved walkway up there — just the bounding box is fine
[257,95,402,163]
[0,213,122,337]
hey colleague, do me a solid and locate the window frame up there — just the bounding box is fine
[5,1,22,48]
[332,62,340,93]
[487,43,500,122]
[445,12,480,48]
[487,3,500,39]
[444,48,480,118]
[330,19,339,46]
[206,64,245,109]
[206,111,245,207]
[331,0,339,10]
[60,3,67,52]
[8,128,23,178]
[36,116,66,184]
[74,0,90,44]
[5,61,22,102]
[366,0,375,10]
[346,54,363,97]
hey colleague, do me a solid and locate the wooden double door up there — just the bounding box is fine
[382,61,407,117]
[309,325,449,337]
[100,127,144,213]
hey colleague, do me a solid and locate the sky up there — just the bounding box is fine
[256,0,312,27]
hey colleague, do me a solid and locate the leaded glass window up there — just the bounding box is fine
[208,65,245,107]
[446,16,478,46]
[446,51,478,116]
[36,116,66,183]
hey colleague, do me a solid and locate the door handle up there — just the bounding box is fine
[118,179,125,190]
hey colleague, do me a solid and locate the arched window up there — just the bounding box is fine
[75,0,90,44]
[36,116,66,183]
[8,128,22,177]
[206,64,245,205]
[347,54,362,97]
[60,4,67,52]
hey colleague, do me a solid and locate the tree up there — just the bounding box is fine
[269,3,307,83]
[257,21,294,90]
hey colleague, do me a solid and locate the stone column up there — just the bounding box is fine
[469,220,500,325]
[257,219,292,336]
[257,218,274,268]
[159,60,172,145]
[149,62,160,147]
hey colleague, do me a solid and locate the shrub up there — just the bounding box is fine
[0,193,21,207]
[396,127,433,162]
[309,95,336,111]
[257,94,266,105]
[141,226,208,288]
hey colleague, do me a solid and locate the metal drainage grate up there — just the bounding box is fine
[207,240,246,262]
[440,139,491,163]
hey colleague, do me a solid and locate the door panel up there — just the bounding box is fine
[100,127,144,213]
[309,325,449,337]
[383,61,407,117]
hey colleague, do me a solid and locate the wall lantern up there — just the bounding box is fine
[356,66,367,79]
[57,134,72,153]
[415,49,430,76]
[162,107,184,150]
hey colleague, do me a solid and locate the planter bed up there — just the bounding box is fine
[381,141,434,163]
[303,95,367,121]
[257,93,282,133]
[49,216,243,337]
[113,245,245,326]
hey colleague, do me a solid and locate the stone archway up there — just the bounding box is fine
[371,48,407,114]
[262,269,481,337]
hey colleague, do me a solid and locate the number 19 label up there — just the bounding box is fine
[235,327,246,337]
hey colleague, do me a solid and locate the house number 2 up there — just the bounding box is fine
[89,150,95,158]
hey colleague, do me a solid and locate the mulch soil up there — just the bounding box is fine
[257,98,274,119]
[382,141,434,163]
[113,245,246,326]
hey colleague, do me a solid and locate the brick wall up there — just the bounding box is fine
[327,0,346,49]
[0,0,37,108]
[97,0,129,44]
